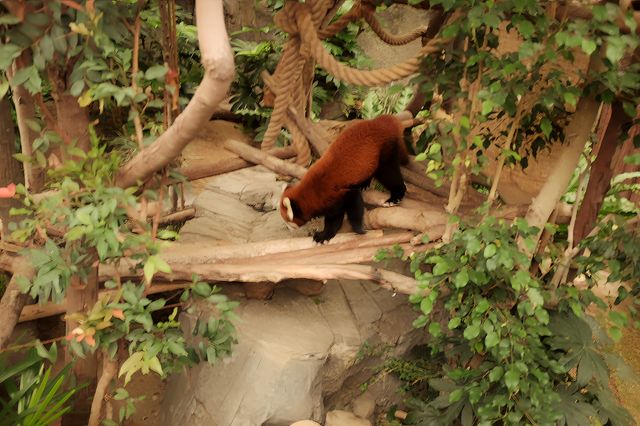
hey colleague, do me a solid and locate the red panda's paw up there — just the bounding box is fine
[312,232,330,244]
[352,226,366,235]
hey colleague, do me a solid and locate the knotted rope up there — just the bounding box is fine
[261,1,447,162]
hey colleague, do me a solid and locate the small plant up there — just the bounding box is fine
[381,217,634,425]
[8,133,238,421]
[0,344,78,426]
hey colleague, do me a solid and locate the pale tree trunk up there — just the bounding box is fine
[9,53,44,192]
[116,0,235,188]
[46,64,96,426]
[39,40,97,426]
[519,96,600,256]
[0,96,24,237]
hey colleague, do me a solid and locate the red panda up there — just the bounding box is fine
[280,114,409,243]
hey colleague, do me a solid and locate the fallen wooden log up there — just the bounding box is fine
[224,139,307,179]
[180,146,297,181]
[19,283,190,323]
[0,257,33,349]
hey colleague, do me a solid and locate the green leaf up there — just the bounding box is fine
[143,259,155,284]
[147,355,163,376]
[581,38,597,55]
[147,298,166,312]
[466,237,481,255]
[463,322,480,340]
[448,317,461,330]
[0,14,21,25]
[153,256,171,274]
[119,351,144,386]
[489,366,504,382]
[605,37,627,64]
[449,388,464,403]
[40,35,54,61]
[527,287,544,308]
[483,243,497,258]
[413,315,428,328]
[0,44,22,70]
[516,20,534,38]
[481,99,494,116]
[66,226,85,242]
[193,282,211,297]
[509,269,531,291]
[454,268,469,288]
[144,64,168,81]
[504,368,520,391]
[420,297,434,315]
[433,259,452,275]
[428,322,441,337]
[608,311,627,328]
[485,331,499,348]
[563,91,577,107]
[475,299,490,314]
[540,116,552,139]
[609,326,622,342]
[70,79,85,97]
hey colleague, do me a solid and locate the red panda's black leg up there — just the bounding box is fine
[375,159,406,205]
[313,209,345,243]
[345,190,366,234]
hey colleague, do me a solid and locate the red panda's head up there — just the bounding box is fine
[280,186,307,229]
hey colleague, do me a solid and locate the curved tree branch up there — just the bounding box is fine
[116,0,235,188]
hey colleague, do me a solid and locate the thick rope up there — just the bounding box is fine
[361,4,428,46]
[318,3,361,39]
[296,6,448,86]
[261,41,306,150]
[262,0,446,157]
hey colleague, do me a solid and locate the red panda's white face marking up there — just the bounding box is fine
[282,197,295,221]
[279,191,306,228]
[281,197,300,230]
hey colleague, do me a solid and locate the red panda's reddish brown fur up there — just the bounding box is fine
[280,115,408,241]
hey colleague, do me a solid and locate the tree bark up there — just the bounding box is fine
[573,101,630,243]
[0,257,33,350]
[44,53,97,426]
[116,0,235,188]
[224,139,308,179]
[519,96,600,256]
[9,54,44,191]
[54,92,91,153]
[180,146,296,180]
[87,354,118,426]
[0,96,24,237]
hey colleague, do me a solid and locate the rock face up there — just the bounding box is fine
[160,280,422,426]
[161,139,423,425]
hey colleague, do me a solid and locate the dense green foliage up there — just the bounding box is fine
[1,1,236,419]
[8,134,238,386]
[374,0,640,424]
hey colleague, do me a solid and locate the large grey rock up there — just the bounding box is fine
[163,161,423,425]
[180,166,311,244]
[161,282,423,426]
